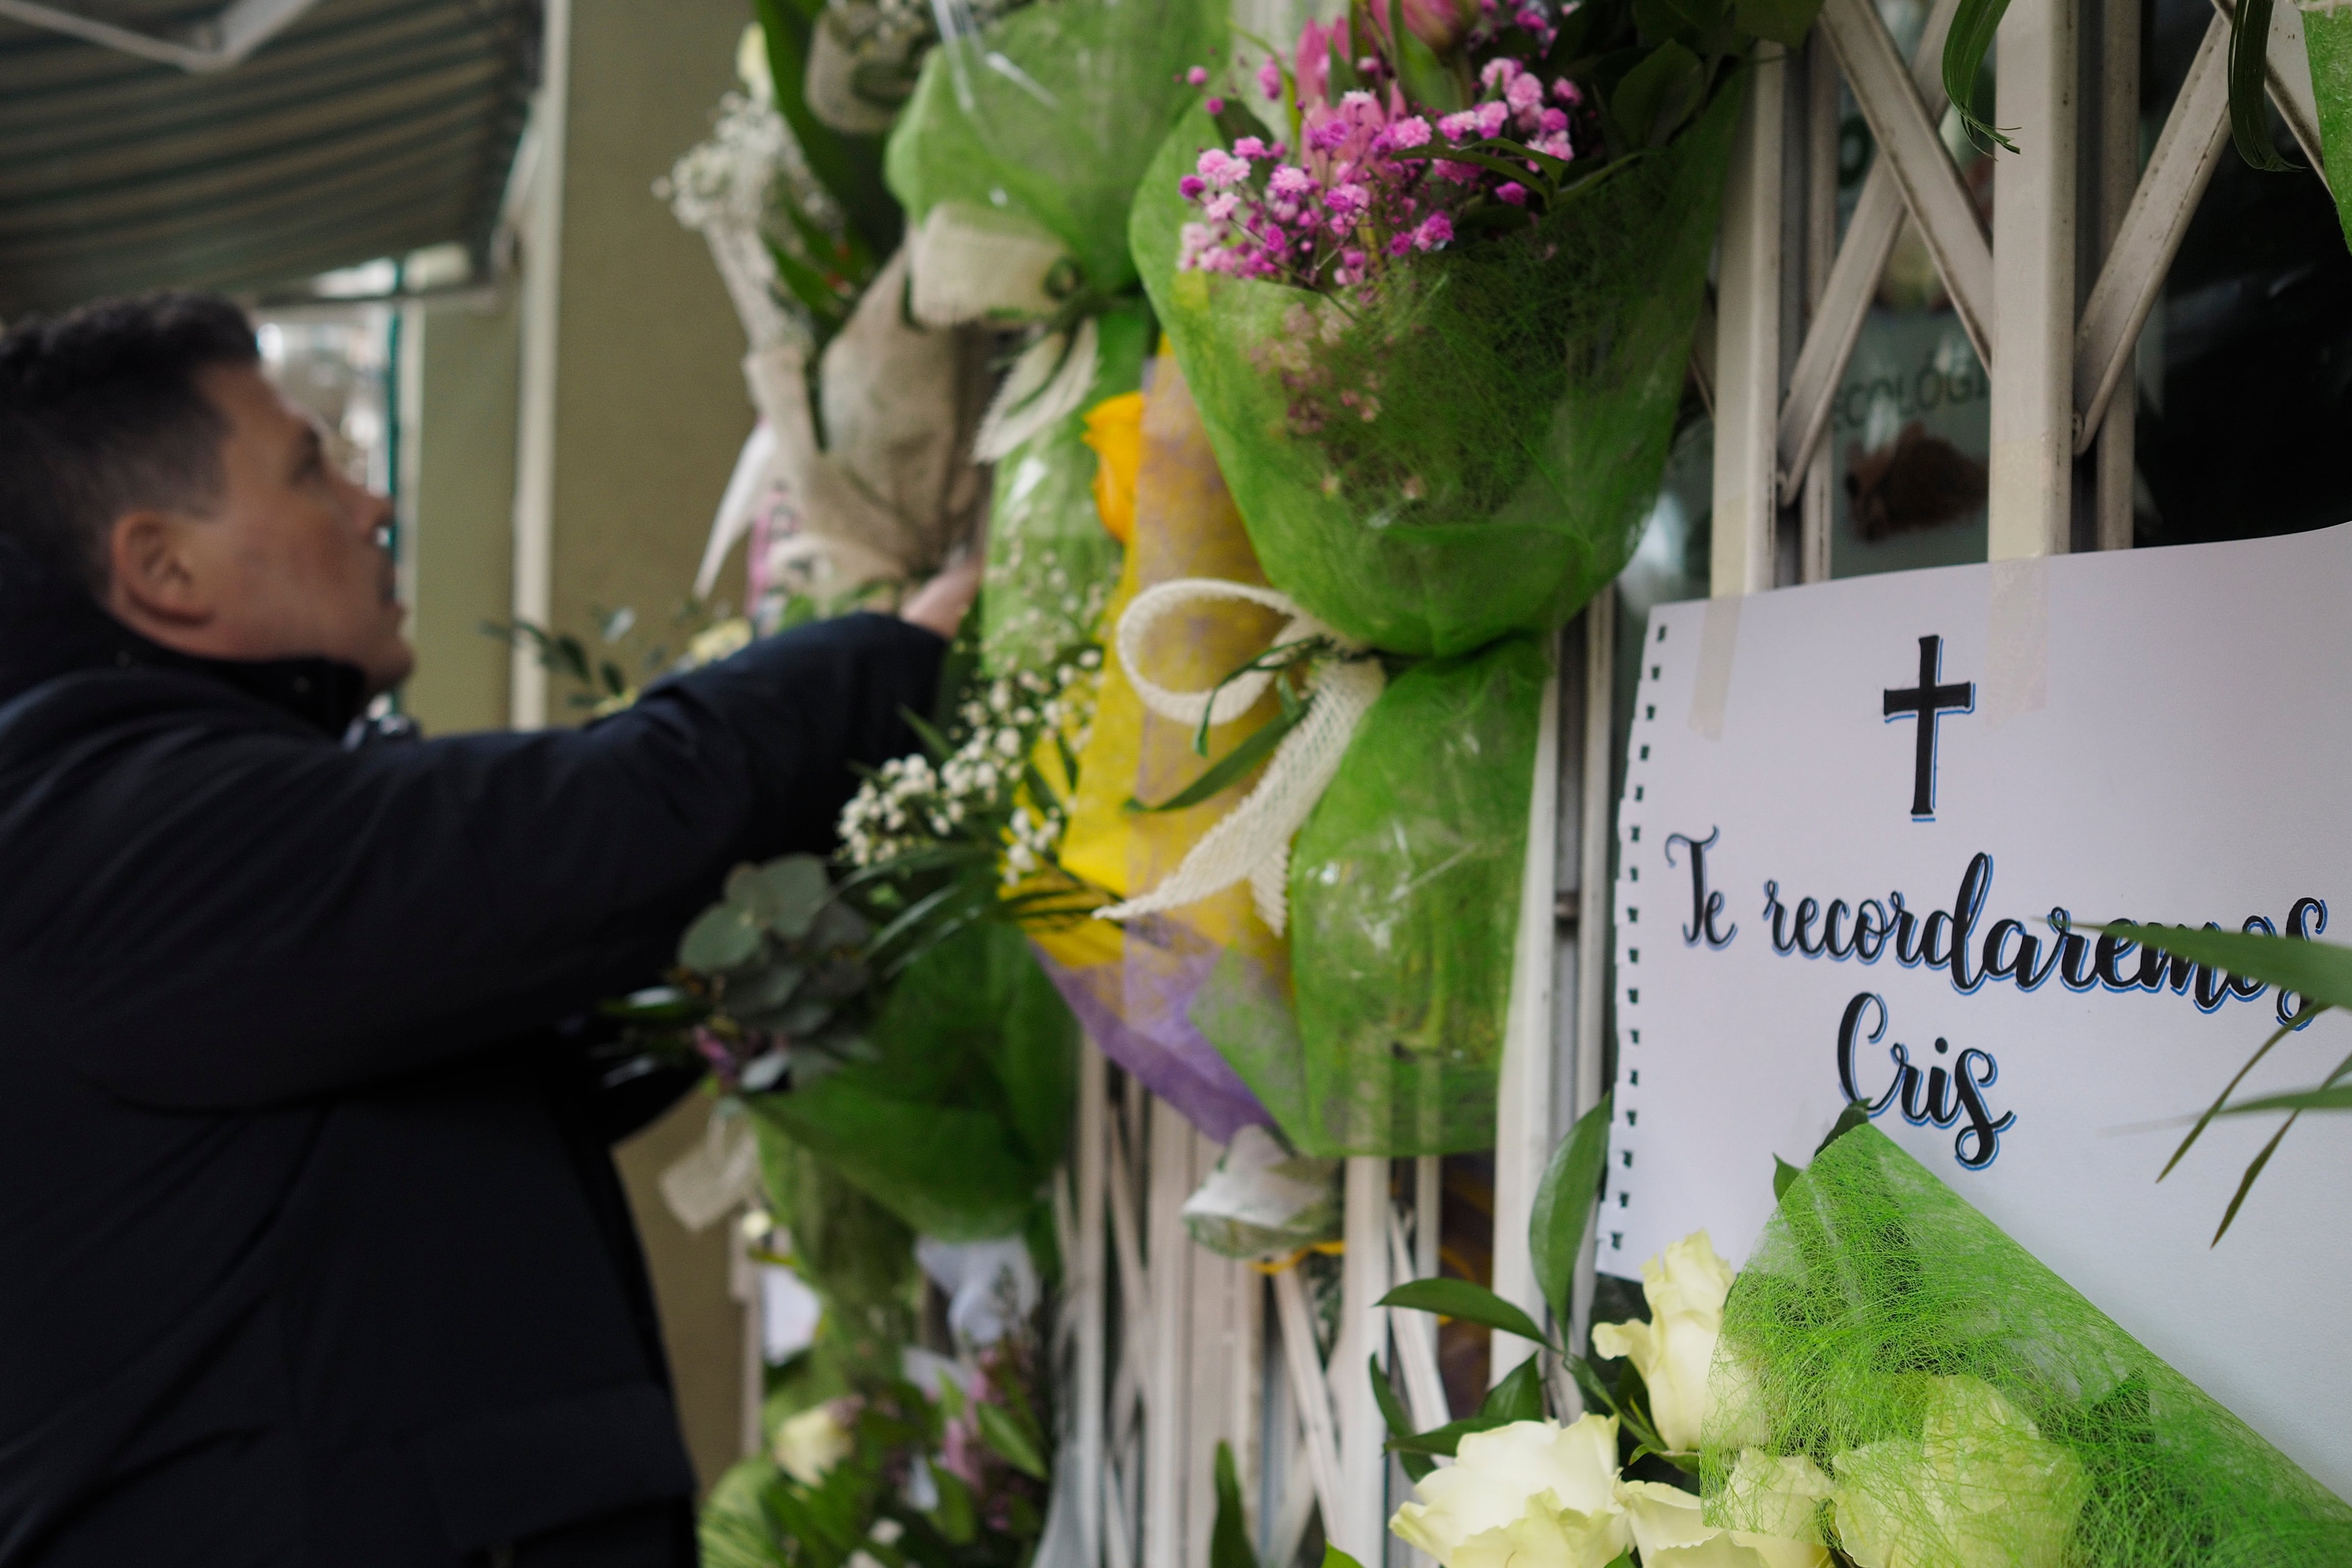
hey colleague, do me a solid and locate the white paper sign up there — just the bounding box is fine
[1609,523,2352,1499]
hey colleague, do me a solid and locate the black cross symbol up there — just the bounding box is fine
[1883,634,1973,818]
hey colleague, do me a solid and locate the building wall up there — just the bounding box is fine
[401,295,520,736]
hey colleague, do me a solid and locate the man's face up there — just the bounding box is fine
[110,362,413,694]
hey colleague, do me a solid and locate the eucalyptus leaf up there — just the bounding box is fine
[727,962,806,1016]
[1530,1093,1613,1332]
[1379,1278,1553,1348]
[751,855,836,939]
[681,903,763,972]
[809,897,875,951]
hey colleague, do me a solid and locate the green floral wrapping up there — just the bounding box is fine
[1202,635,1548,1156]
[1131,84,1741,658]
[749,1118,922,1398]
[979,303,1147,675]
[750,920,1078,1241]
[884,0,1228,296]
[1704,1124,2352,1566]
[2307,7,2352,253]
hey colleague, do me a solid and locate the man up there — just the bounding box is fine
[0,293,968,1565]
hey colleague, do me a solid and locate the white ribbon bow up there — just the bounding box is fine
[1095,580,1386,935]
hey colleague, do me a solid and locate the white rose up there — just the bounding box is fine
[1618,1478,1827,1568]
[1832,1378,2086,1568]
[1389,1416,1630,1568]
[775,1403,854,1486]
[1590,1229,1734,1453]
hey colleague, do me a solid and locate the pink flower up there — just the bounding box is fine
[1326,182,1370,216]
[1259,58,1284,99]
[1205,192,1240,220]
[1552,77,1583,105]
[1475,100,1510,136]
[1268,164,1315,198]
[1412,212,1454,250]
[1235,136,1270,159]
[1207,96,1226,114]
[1506,72,1544,113]
[1433,158,1481,181]
[1196,149,1249,187]
[1438,109,1482,141]
[1388,232,1413,255]
[1536,130,1575,159]
[1187,65,1210,86]
[1306,117,1351,153]
[1343,248,1367,268]
[1388,115,1433,149]
[1480,57,1522,91]
[1539,107,1569,134]
[1340,88,1377,112]
[1179,174,1207,199]
[1496,180,1528,205]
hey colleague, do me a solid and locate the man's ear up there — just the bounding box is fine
[106,509,211,630]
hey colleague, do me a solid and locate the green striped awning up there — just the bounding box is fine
[0,0,537,315]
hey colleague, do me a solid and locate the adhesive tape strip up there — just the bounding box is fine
[1688,593,1742,740]
[1983,555,2049,730]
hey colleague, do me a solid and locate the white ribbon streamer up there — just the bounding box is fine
[1095,580,1385,935]
[973,317,1100,462]
[907,200,1069,328]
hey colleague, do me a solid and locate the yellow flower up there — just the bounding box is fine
[1618,1475,1828,1568]
[736,22,774,103]
[689,617,755,668]
[775,1403,854,1486]
[1080,391,1146,546]
[1389,1416,1630,1568]
[1832,1378,2086,1568]
[1590,1229,1734,1453]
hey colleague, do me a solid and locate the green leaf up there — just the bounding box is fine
[2086,921,2352,1010]
[1530,1093,1614,1332]
[1211,1441,1262,1568]
[1379,1279,1553,1348]
[1322,1548,1368,1568]
[1941,0,2015,152]
[1128,703,1305,814]
[1385,1415,1503,1457]
[2215,1084,2352,1114]
[681,903,763,972]
[1732,0,1822,45]
[973,1400,1050,1480]
[1368,1357,1437,1481]
[1561,1351,1618,1416]
[1815,1098,1873,1156]
[1609,40,1706,148]
[2227,0,2296,170]
[2160,1004,2328,1180]
[1480,1354,1548,1423]
[1772,1155,1802,1200]
[928,1465,979,1545]
[751,0,902,258]
[1394,11,1467,113]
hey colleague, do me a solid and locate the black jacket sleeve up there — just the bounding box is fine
[1,612,942,1110]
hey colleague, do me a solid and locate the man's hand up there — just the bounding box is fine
[900,554,983,640]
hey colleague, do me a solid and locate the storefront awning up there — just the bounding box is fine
[0,0,538,316]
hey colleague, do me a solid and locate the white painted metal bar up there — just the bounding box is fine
[2072,12,2231,455]
[1713,47,1790,595]
[1566,597,1615,1373]
[1987,0,2079,560]
[1799,29,1841,581]
[1271,1264,1345,1531]
[1335,1157,1392,1561]
[1385,1211,1451,1431]
[1776,0,1969,504]
[1142,1097,1193,1568]
[2094,0,2143,549]
[0,0,320,71]
[1071,1043,1109,1568]
[1489,655,1564,1368]
[1818,0,1996,362]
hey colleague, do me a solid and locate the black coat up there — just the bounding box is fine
[0,535,941,1565]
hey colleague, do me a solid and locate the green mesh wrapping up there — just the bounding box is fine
[1131,85,1741,658]
[979,304,1147,674]
[1203,634,1547,1156]
[750,920,1077,1241]
[1705,1124,2352,1567]
[884,0,1227,296]
[2308,14,2352,253]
